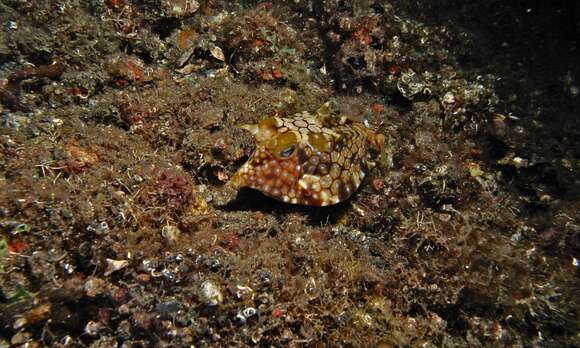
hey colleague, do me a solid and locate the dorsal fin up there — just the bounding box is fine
[315,101,337,126]
[315,101,353,127]
[315,101,335,118]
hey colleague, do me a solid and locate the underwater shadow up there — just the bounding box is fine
[217,187,353,226]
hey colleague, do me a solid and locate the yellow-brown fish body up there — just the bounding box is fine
[232,102,384,206]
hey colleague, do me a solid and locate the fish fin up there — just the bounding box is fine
[316,101,336,118]
[229,167,247,188]
[315,101,338,126]
[316,101,355,127]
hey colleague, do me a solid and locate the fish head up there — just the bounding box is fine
[231,117,304,201]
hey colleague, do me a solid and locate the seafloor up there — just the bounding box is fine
[0,1,579,347]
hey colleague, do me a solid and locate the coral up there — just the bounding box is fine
[0,0,578,347]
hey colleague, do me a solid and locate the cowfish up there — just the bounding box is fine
[231,102,384,206]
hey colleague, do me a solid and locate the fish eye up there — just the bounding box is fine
[279,144,296,158]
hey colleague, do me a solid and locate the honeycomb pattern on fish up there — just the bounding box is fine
[231,102,384,206]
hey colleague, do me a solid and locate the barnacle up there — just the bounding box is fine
[231,102,384,206]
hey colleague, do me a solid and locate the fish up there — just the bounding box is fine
[231,102,385,206]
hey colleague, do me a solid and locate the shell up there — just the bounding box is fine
[231,102,384,206]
